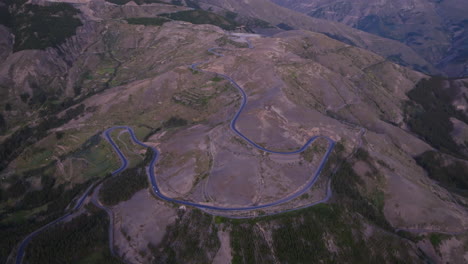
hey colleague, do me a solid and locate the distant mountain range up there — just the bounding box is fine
[272,0,468,77]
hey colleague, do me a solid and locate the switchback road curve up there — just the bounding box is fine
[15,36,336,263]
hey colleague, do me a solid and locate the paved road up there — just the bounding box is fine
[103,39,337,211]
[15,183,95,264]
[14,37,336,263]
[90,185,116,257]
[105,126,334,212]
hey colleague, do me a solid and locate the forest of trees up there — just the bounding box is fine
[230,224,274,264]
[99,147,154,206]
[150,209,220,264]
[2,2,82,51]
[25,206,123,264]
[405,77,468,157]
[160,10,239,30]
[99,167,148,206]
[331,159,391,230]
[163,116,188,128]
[416,151,468,197]
[0,177,90,264]
[0,113,6,134]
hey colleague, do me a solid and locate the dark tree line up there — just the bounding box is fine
[2,2,82,51]
[331,160,392,230]
[405,77,468,157]
[25,207,123,264]
[230,224,274,264]
[0,113,6,134]
[99,166,148,206]
[0,179,89,264]
[99,148,154,206]
[416,151,468,197]
[163,116,188,128]
[150,209,220,264]
[160,10,239,30]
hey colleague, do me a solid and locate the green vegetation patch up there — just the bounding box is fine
[415,151,468,197]
[64,131,119,180]
[25,205,123,264]
[322,32,356,46]
[227,202,415,263]
[355,148,370,161]
[300,141,327,162]
[7,3,82,51]
[99,166,149,206]
[271,205,342,263]
[429,233,449,249]
[211,76,224,82]
[332,160,391,230]
[99,146,153,206]
[0,104,85,172]
[404,77,468,157]
[163,116,188,128]
[231,224,274,264]
[0,179,91,264]
[126,17,169,26]
[276,23,294,31]
[0,114,6,134]
[5,178,29,199]
[215,36,249,48]
[245,17,272,29]
[149,209,220,264]
[160,10,239,30]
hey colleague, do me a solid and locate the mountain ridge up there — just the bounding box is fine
[272,0,468,77]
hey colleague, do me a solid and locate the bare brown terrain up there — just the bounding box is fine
[1,1,467,264]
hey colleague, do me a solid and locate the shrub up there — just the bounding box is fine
[126,17,169,26]
[99,167,148,206]
[163,117,188,128]
[11,3,82,51]
[160,10,239,30]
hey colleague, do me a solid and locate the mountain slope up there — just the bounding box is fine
[196,0,439,75]
[272,0,468,77]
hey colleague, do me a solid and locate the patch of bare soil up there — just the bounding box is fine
[112,190,177,264]
[212,230,232,264]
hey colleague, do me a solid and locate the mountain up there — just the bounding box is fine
[197,0,441,76]
[272,0,468,77]
[0,1,467,264]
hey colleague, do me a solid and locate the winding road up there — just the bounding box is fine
[103,37,336,211]
[14,183,95,264]
[15,36,336,263]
